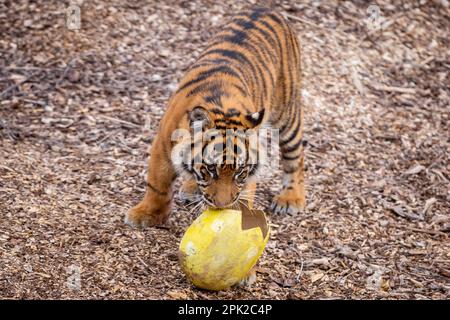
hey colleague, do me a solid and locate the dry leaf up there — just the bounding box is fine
[167,291,189,300]
[403,164,426,176]
[310,272,325,283]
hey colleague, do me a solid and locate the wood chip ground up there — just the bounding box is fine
[0,0,449,299]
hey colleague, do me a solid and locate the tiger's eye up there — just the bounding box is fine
[236,169,248,182]
[200,167,208,177]
[206,164,216,172]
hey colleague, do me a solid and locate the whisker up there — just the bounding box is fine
[180,193,202,201]
[188,200,204,216]
[184,201,200,210]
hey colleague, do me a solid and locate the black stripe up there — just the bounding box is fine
[202,142,212,158]
[282,153,301,161]
[269,14,293,107]
[203,87,229,107]
[269,13,295,85]
[193,170,202,180]
[182,162,192,173]
[257,19,283,58]
[232,14,280,64]
[210,108,224,115]
[284,24,295,107]
[193,51,251,97]
[249,7,269,21]
[224,26,275,91]
[222,27,247,45]
[283,167,297,174]
[204,95,222,107]
[187,80,223,97]
[234,144,243,156]
[248,163,259,175]
[225,108,241,117]
[278,102,298,134]
[246,28,278,65]
[177,65,243,94]
[232,83,249,97]
[195,56,250,85]
[288,27,300,70]
[190,58,232,69]
[215,124,240,130]
[230,19,274,91]
[186,62,216,73]
[214,118,243,126]
[221,26,276,65]
[266,12,284,27]
[198,48,264,99]
[282,137,303,154]
[147,182,168,196]
[281,111,302,146]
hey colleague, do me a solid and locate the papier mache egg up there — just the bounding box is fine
[179,206,269,291]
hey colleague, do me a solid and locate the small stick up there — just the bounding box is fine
[136,256,156,273]
[370,83,417,95]
[0,72,39,97]
[20,98,47,106]
[403,226,448,237]
[97,115,141,128]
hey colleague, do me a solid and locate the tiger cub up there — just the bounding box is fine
[126,7,306,228]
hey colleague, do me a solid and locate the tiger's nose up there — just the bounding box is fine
[213,194,239,209]
[213,199,231,209]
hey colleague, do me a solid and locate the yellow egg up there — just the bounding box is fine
[179,208,269,291]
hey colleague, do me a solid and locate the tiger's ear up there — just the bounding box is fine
[245,109,265,128]
[189,106,211,128]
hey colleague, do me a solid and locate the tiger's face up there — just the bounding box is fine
[192,161,257,208]
[174,105,265,209]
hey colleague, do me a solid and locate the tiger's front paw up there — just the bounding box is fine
[270,187,305,215]
[125,201,171,228]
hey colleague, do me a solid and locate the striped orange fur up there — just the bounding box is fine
[126,7,306,228]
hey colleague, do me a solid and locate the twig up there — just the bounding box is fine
[20,98,47,106]
[3,66,64,71]
[295,259,304,283]
[283,13,326,29]
[402,226,448,237]
[0,72,39,98]
[97,115,141,128]
[369,83,417,95]
[381,199,423,221]
[136,256,156,273]
[0,165,15,172]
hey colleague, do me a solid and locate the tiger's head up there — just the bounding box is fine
[173,105,266,209]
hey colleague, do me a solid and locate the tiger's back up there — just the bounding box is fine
[175,7,302,129]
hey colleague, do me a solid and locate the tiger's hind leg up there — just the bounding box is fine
[271,104,306,215]
[271,151,306,215]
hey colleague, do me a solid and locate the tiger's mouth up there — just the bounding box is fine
[202,194,240,210]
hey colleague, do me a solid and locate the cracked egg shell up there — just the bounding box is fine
[179,208,269,291]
